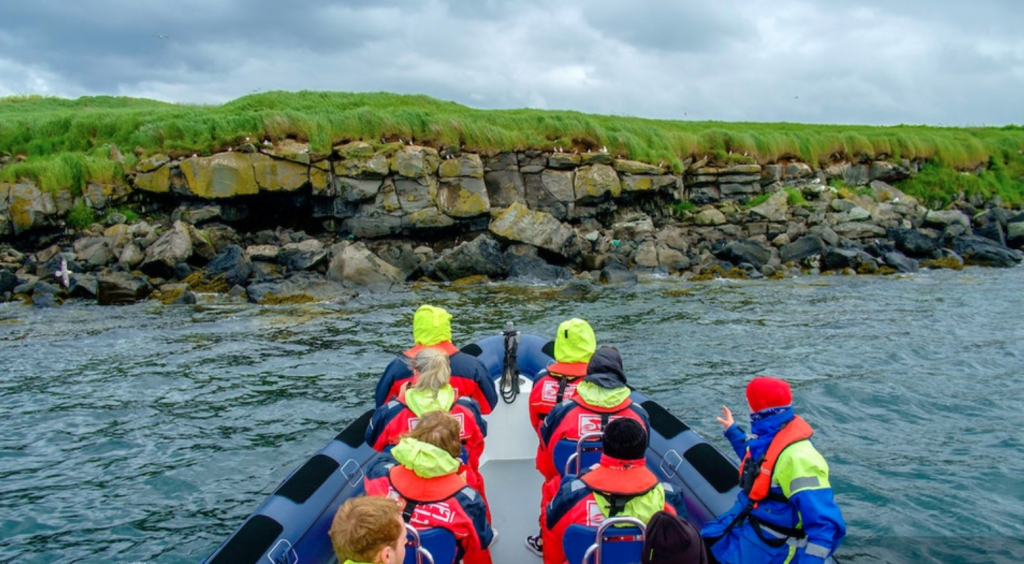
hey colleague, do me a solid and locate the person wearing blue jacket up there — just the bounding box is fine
[701,376,845,564]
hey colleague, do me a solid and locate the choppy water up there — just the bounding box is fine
[1,269,1023,564]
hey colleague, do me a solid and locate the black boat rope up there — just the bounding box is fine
[500,321,521,404]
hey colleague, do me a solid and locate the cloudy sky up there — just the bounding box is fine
[1,0,1021,126]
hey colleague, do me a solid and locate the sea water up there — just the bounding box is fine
[1,268,1022,564]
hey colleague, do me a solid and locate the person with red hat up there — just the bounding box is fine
[700,376,846,564]
[539,417,686,564]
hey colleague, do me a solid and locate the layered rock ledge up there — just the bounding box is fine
[1,141,1022,306]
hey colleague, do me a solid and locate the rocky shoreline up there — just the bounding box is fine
[1,141,1023,306]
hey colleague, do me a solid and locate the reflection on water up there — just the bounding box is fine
[1,268,1023,563]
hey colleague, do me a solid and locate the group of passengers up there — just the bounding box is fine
[328,305,846,564]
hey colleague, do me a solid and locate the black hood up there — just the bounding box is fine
[583,346,627,389]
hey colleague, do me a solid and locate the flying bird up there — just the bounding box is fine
[54,257,71,288]
[155,33,169,40]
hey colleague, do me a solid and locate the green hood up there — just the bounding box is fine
[577,380,630,408]
[413,305,452,346]
[554,318,596,363]
[392,437,461,478]
[405,384,456,416]
[594,484,665,524]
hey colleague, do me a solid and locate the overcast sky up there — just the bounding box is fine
[1,0,1021,126]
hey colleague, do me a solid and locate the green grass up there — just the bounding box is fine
[1,91,1023,203]
[66,200,96,229]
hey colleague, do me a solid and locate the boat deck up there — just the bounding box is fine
[479,376,543,564]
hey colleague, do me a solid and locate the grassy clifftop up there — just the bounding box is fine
[2,90,1023,205]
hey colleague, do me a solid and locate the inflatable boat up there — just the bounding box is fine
[200,325,743,564]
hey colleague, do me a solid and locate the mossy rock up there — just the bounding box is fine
[691,264,748,281]
[259,292,317,305]
[182,272,231,293]
[921,257,965,270]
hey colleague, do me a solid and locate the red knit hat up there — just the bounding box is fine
[746,376,792,412]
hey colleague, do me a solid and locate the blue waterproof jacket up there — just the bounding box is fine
[701,408,846,564]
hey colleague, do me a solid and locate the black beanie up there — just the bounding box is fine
[603,418,647,460]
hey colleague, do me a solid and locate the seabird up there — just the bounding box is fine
[54,257,71,288]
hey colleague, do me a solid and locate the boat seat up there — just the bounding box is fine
[563,516,647,564]
[403,523,457,564]
[553,432,603,477]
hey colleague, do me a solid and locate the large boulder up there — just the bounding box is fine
[489,202,581,260]
[278,239,329,272]
[506,253,573,283]
[780,235,827,264]
[246,272,356,304]
[327,241,405,290]
[950,235,1023,267]
[204,245,254,287]
[97,271,153,305]
[1007,213,1024,249]
[749,190,789,222]
[140,221,193,279]
[432,234,507,280]
[887,228,941,258]
[715,240,773,269]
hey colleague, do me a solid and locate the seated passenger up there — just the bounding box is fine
[366,348,488,498]
[531,346,652,546]
[364,411,495,564]
[537,418,686,564]
[529,318,597,434]
[538,345,650,481]
[700,376,845,564]
[376,304,497,414]
[328,495,407,564]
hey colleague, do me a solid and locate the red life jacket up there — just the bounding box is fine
[580,456,660,517]
[529,362,588,431]
[738,415,814,502]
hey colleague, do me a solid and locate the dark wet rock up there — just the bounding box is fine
[715,240,773,269]
[507,253,573,283]
[780,235,826,264]
[599,264,637,286]
[887,228,941,258]
[0,268,17,294]
[821,247,874,272]
[864,240,897,258]
[32,293,60,307]
[279,239,329,272]
[97,271,153,305]
[246,272,355,303]
[204,245,253,287]
[975,221,1006,247]
[950,235,1023,267]
[433,234,507,281]
[68,273,98,299]
[884,252,919,273]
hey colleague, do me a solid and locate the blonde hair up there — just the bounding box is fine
[329,495,404,563]
[408,348,451,398]
[405,410,463,458]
